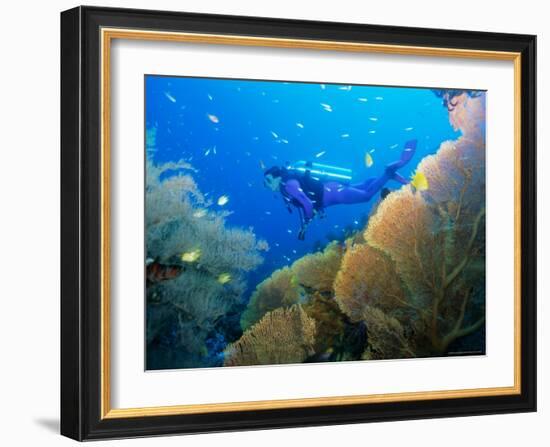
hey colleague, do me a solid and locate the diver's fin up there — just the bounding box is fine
[392,172,409,185]
[386,139,417,171]
[359,178,375,190]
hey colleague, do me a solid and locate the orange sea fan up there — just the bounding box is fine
[334,243,407,322]
[224,305,316,367]
[240,266,302,330]
[292,241,344,293]
[359,305,414,360]
[364,187,437,305]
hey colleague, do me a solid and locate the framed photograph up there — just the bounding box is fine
[61,6,536,441]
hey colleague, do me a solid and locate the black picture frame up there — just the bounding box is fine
[61,5,536,441]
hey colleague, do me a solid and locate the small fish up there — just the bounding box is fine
[353,220,359,225]
[320,84,326,90]
[207,114,219,123]
[259,160,266,170]
[358,98,368,102]
[213,146,217,154]
[321,103,333,112]
[287,229,293,234]
[341,133,350,138]
[390,143,399,149]
[375,96,384,100]
[280,139,289,144]
[207,94,213,101]
[296,122,304,129]
[404,127,414,131]
[147,262,183,283]
[193,209,207,218]
[253,136,259,141]
[338,85,352,91]
[272,99,280,104]
[370,149,376,153]
[217,273,232,284]
[270,131,279,139]
[217,195,229,206]
[325,187,332,192]
[369,130,376,134]
[245,151,251,156]
[365,152,374,168]
[181,249,201,263]
[292,249,297,254]
[369,117,378,122]
[315,150,326,158]
[410,171,429,191]
[204,148,211,156]
[265,211,272,215]
[164,92,176,103]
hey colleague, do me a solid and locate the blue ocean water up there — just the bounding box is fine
[145,75,461,290]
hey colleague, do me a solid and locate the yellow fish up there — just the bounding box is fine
[207,113,219,123]
[410,171,429,191]
[181,248,201,263]
[217,195,229,206]
[217,273,231,284]
[365,152,374,168]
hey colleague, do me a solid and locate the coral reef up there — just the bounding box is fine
[302,293,347,355]
[335,93,486,357]
[224,305,317,366]
[431,89,483,112]
[148,92,486,368]
[359,306,414,360]
[334,243,408,322]
[240,266,302,331]
[240,241,345,331]
[292,241,344,293]
[146,159,265,369]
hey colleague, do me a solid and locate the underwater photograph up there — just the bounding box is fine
[145,75,486,370]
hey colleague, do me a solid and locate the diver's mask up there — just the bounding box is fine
[263,174,282,192]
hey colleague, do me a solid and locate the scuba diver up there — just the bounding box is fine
[263,139,417,240]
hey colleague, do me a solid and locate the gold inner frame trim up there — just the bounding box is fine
[100,27,522,419]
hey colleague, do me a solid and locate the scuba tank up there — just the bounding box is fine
[286,161,353,183]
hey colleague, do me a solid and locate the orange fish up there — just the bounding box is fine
[146,262,183,283]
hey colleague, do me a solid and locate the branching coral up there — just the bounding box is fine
[146,159,264,369]
[240,266,302,331]
[292,241,344,293]
[224,305,317,366]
